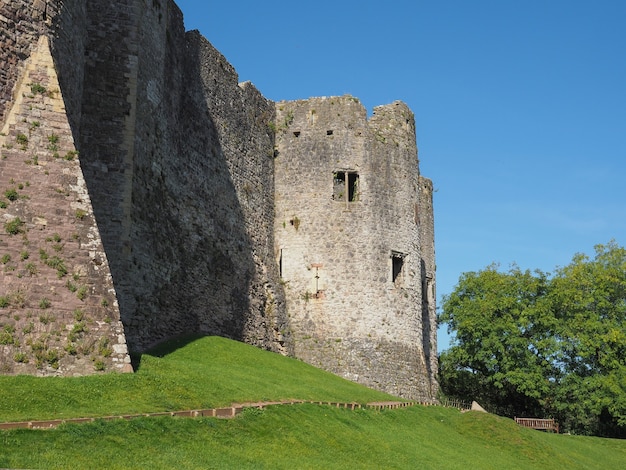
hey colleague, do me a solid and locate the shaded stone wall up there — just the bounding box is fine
[0,0,47,124]
[75,0,289,352]
[187,32,288,352]
[46,0,87,139]
[274,97,437,399]
[76,0,142,348]
[418,175,437,392]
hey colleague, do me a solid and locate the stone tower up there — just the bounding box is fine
[274,97,437,399]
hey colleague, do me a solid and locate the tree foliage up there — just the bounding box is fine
[439,241,626,437]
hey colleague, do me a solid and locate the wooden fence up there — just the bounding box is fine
[514,417,559,433]
[438,398,472,411]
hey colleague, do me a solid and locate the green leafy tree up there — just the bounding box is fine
[439,265,558,418]
[549,241,626,436]
[439,242,626,437]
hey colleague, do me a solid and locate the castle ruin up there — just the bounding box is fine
[0,0,437,399]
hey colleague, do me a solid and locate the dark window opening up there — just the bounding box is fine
[391,251,405,284]
[347,173,358,202]
[327,130,334,135]
[293,131,301,137]
[333,171,359,202]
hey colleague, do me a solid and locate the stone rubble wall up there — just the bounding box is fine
[0,35,131,375]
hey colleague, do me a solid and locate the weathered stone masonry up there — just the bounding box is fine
[274,98,436,398]
[0,0,436,399]
[0,34,130,375]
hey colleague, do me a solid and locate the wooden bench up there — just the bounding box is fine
[514,417,559,433]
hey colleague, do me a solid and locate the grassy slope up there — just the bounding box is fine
[0,336,398,422]
[1,336,625,469]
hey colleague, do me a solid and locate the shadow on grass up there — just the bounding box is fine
[130,334,208,371]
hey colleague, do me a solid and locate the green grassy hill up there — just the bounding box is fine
[1,336,625,469]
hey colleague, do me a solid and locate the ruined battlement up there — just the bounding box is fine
[0,0,436,399]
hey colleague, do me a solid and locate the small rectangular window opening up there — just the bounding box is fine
[391,251,405,284]
[327,130,334,135]
[333,171,359,202]
[293,131,301,137]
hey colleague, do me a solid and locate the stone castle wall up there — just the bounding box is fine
[0,0,85,131]
[0,0,436,399]
[0,0,47,124]
[0,34,130,375]
[1,0,289,374]
[73,0,289,352]
[418,176,437,390]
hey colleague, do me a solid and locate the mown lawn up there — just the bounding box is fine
[1,336,625,469]
[0,336,397,422]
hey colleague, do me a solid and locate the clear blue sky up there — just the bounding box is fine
[175,0,626,352]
